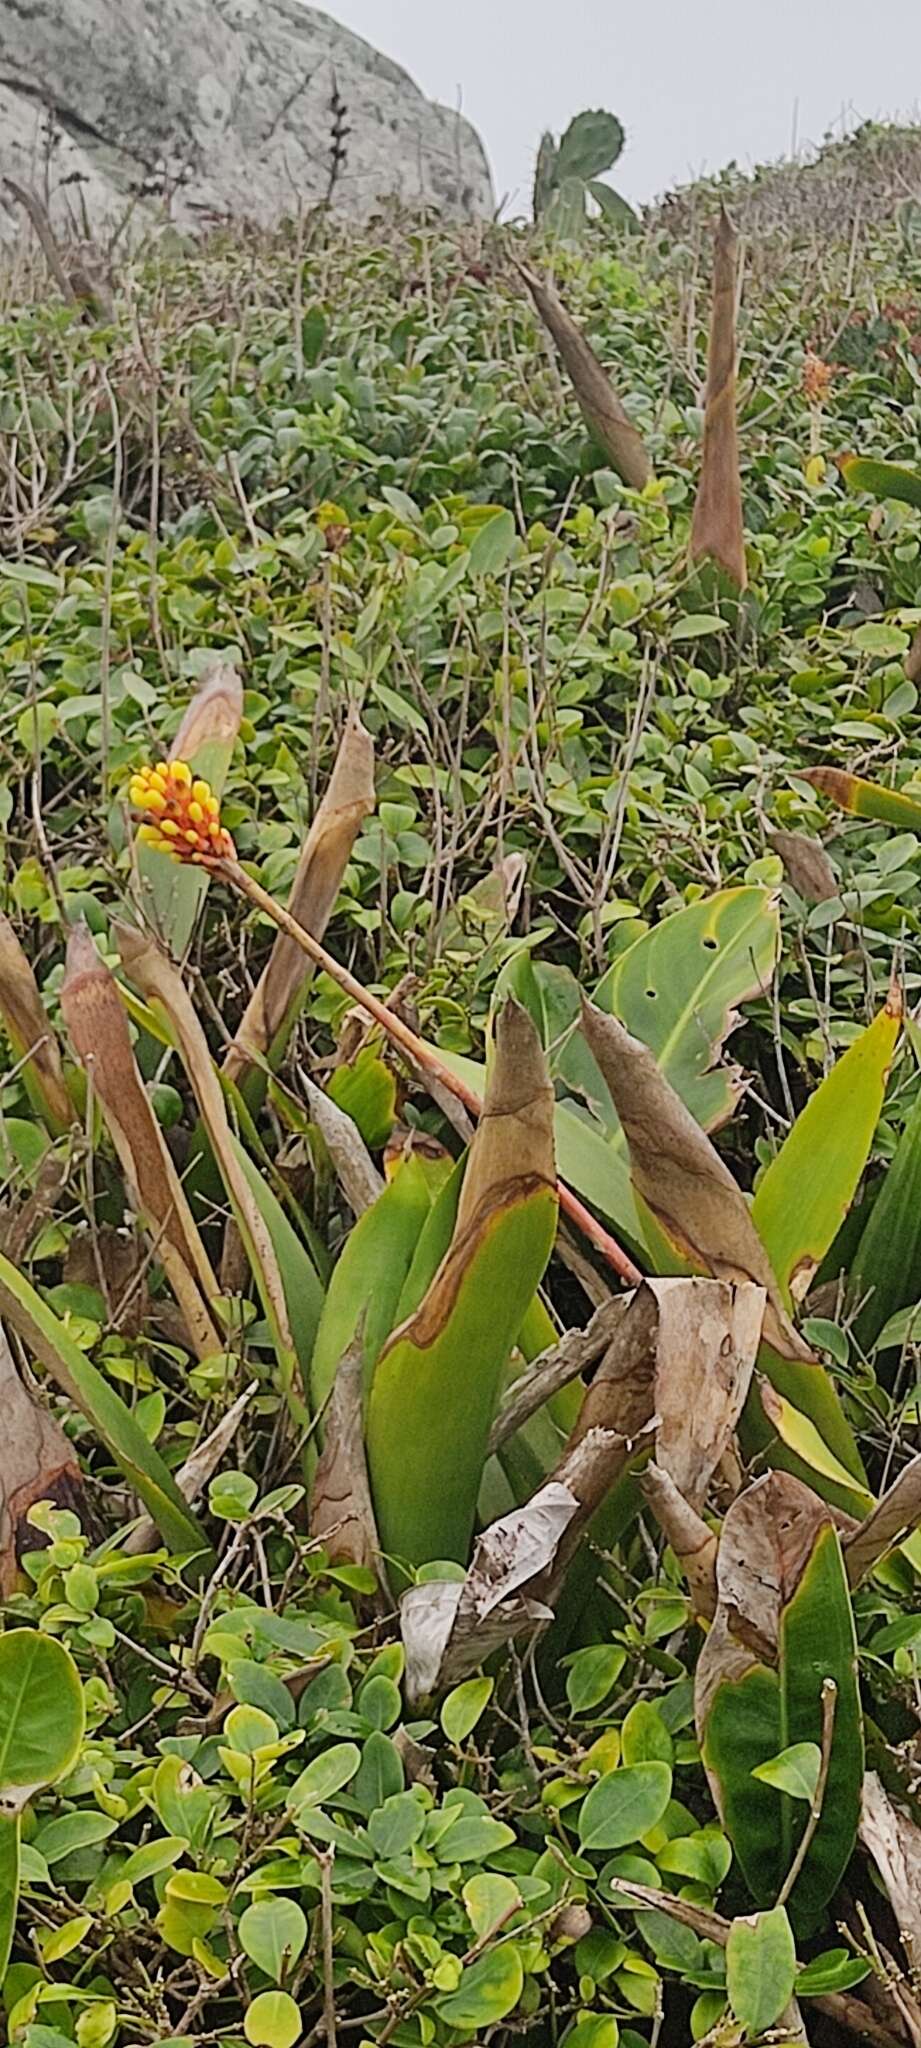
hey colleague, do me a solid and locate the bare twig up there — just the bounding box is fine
[777,1678,837,1907]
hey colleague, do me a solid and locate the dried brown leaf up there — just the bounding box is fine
[861,1772,921,1984]
[517,260,651,491]
[845,1454,921,1586]
[689,207,747,589]
[767,829,838,905]
[0,910,75,1134]
[641,1463,719,1619]
[651,1276,764,1508]
[581,1000,812,1362]
[61,924,221,1361]
[224,707,374,1090]
[695,1471,839,1744]
[310,1329,386,1591]
[170,659,243,763]
[0,1324,84,1595]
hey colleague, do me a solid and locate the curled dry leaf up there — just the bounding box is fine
[860,1773,921,1984]
[224,706,374,1094]
[844,1453,921,1586]
[309,1329,387,1594]
[516,260,651,490]
[581,1000,812,1363]
[61,923,221,1362]
[296,1071,383,1216]
[0,909,75,1135]
[402,1482,576,1701]
[0,1325,84,1596]
[689,206,747,589]
[404,1275,760,1689]
[767,829,838,905]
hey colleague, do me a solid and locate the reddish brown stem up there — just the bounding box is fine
[219,858,642,1286]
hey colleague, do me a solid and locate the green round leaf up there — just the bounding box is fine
[435,1942,524,2029]
[565,1647,625,1716]
[441,1677,493,1744]
[578,1764,673,1853]
[238,1898,307,1985]
[462,1872,521,1938]
[726,1906,797,2035]
[565,2018,620,2048]
[244,1990,301,2048]
[620,1702,673,1767]
[751,1741,821,1803]
[0,1630,84,1796]
[286,1742,360,1812]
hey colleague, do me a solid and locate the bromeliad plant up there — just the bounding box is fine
[3,707,921,2042]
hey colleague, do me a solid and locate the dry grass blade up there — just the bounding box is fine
[516,260,651,490]
[0,909,75,1135]
[581,1000,812,1361]
[115,921,298,1386]
[0,1324,84,1595]
[224,706,374,1094]
[488,1295,632,1452]
[61,923,221,1362]
[689,206,747,589]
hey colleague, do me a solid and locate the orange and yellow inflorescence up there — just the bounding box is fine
[128,760,236,865]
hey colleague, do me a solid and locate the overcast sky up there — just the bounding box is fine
[325,0,921,212]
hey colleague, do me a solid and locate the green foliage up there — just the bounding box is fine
[2,161,921,2048]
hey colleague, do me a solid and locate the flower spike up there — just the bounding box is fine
[128,760,236,865]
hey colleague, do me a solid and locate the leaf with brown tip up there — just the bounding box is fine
[224,707,374,1101]
[0,911,75,1135]
[517,261,651,490]
[689,208,747,589]
[61,924,221,1362]
[581,1001,810,1362]
[367,999,558,1574]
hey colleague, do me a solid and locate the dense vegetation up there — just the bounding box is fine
[2,133,921,2048]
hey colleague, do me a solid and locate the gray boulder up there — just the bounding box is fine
[0,0,494,235]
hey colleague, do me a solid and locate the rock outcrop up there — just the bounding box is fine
[0,0,494,236]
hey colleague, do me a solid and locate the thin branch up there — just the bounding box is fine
[777,1678,837,1908]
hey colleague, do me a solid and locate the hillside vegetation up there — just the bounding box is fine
[1,128,921,2048]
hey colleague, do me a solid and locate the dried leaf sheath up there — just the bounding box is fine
[580,1000,809,1361]
[61,924,222,1361]
[517,261,651,490]
[689,207,747,589]
[115,923,301,1401]
[224,706,374,1096]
